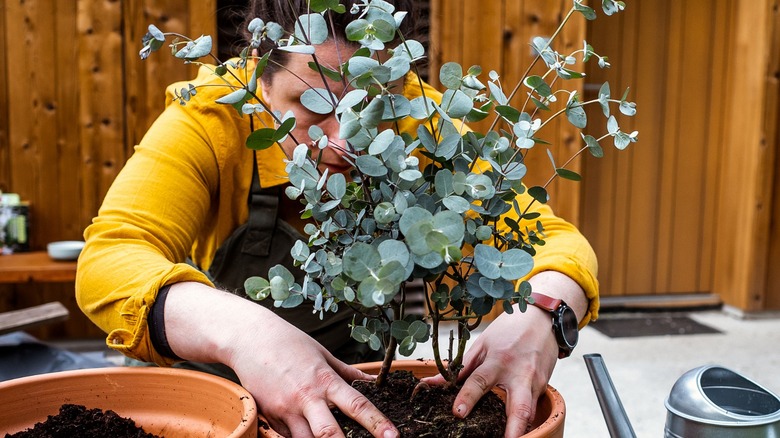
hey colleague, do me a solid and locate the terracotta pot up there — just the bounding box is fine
[0,366,258,438]
[258,359,565,438]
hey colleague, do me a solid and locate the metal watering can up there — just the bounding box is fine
[584,354,780,438]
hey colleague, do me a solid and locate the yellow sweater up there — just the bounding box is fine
[76,64,599,366]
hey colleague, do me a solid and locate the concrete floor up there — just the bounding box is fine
[404,309,780,437]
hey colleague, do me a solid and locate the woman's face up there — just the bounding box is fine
[261,40,354,175]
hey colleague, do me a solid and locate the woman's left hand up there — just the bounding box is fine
[419,271,588,438]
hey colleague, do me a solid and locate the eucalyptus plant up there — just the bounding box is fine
[141,0,636,387]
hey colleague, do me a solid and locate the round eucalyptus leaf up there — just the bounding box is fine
[398,169,422,182]
[392,39,425,60]
[244,276,270,301]
[368,333,382,351]
[368,129,395,155]
[425,230,449,252]
[301,88,337,115]
[441,89,473,119]
[405,221,434,255]
[339,110,362,140]
[269,275,291,301]
[524,75,552,98]
[565,102,587,128]
[174,35,212,60]
[355,155,388,177]
[439,62,463,90]
[432,210,465,244]
[370,18,396,42]
[466,273,486,298]
[408,320,430,342]
[345,18,370,41]
[434,169,455,197]
[347,56,379,77]
[474,244,501,279]
[619,100,637,116]
[294,13,328,45]
[374,202,396,224]
[336,89,368,114]
[398,337,416,357]
[477,276,505,299]
[290,240,310,262]
[442,195,470,214]
[409,96,437,120]
[327,172,346,199]
[383,56,411,81]
[359,98,385,129]
[475,225,493,241]
[435,133,460,159]
[378,239,410,268]
[399,206,433,236]
[381,94,411,121]
[377,260,406,285]
[470,296,495,316]
[343,242,381,281]
[351,325,371,343]
[413,251,444,269]
[499,248,534,280]
[466,173,495,199]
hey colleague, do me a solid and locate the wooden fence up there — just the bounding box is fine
[0,0,778,339]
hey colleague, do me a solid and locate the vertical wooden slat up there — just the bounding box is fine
[713,0,776,310]
[500,1,585,221]
[620,0,667,295]
[0,0,9,194]
[699,0,735,293]
[653,0,685,293]
[580,5,627,296]
[123,0,199,157]
[765,0,780,310]
[78,0,125,229]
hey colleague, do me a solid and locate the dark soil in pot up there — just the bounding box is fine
[5,404,161,438]
[332,370,506,438]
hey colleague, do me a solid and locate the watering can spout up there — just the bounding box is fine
[584,353,637,438]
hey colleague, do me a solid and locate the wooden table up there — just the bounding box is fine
[0,251,77,283]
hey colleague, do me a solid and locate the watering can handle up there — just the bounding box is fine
[584,353,637,438]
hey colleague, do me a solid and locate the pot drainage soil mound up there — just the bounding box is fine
[331,370,506,438]
[5,404,161,438]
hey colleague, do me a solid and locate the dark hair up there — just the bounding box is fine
[242,0,422,77]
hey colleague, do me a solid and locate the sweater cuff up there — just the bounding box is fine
[148,284,183,361]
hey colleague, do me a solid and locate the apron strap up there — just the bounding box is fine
[241,152,280,256]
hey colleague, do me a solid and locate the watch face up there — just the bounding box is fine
[560,306,579,347]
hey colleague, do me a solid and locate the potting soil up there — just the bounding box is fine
[5,404,161,438]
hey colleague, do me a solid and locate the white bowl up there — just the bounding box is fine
[46,240,85,261]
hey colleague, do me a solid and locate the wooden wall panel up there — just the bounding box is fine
[766,0,780,310]
[0,0,8,194]
[712,0,778,311]
[0,0,219,339]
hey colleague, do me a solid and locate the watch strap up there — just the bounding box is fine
[530,292,562,313]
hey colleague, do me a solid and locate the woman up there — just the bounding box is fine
[76,1,599,436]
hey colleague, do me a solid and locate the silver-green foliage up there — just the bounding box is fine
[141,0,636,382]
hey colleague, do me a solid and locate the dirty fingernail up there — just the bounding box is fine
[456,404,468,417]
[384,430,397,438]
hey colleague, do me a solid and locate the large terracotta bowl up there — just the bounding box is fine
[0,367,258,438]
[258,359,565,438]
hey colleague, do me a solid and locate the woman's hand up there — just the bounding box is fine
[164,282,398,438]
[420,271,587,437]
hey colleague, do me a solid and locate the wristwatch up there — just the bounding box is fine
[529,292,579,359]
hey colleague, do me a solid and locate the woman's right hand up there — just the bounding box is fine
[163,282,398,438]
